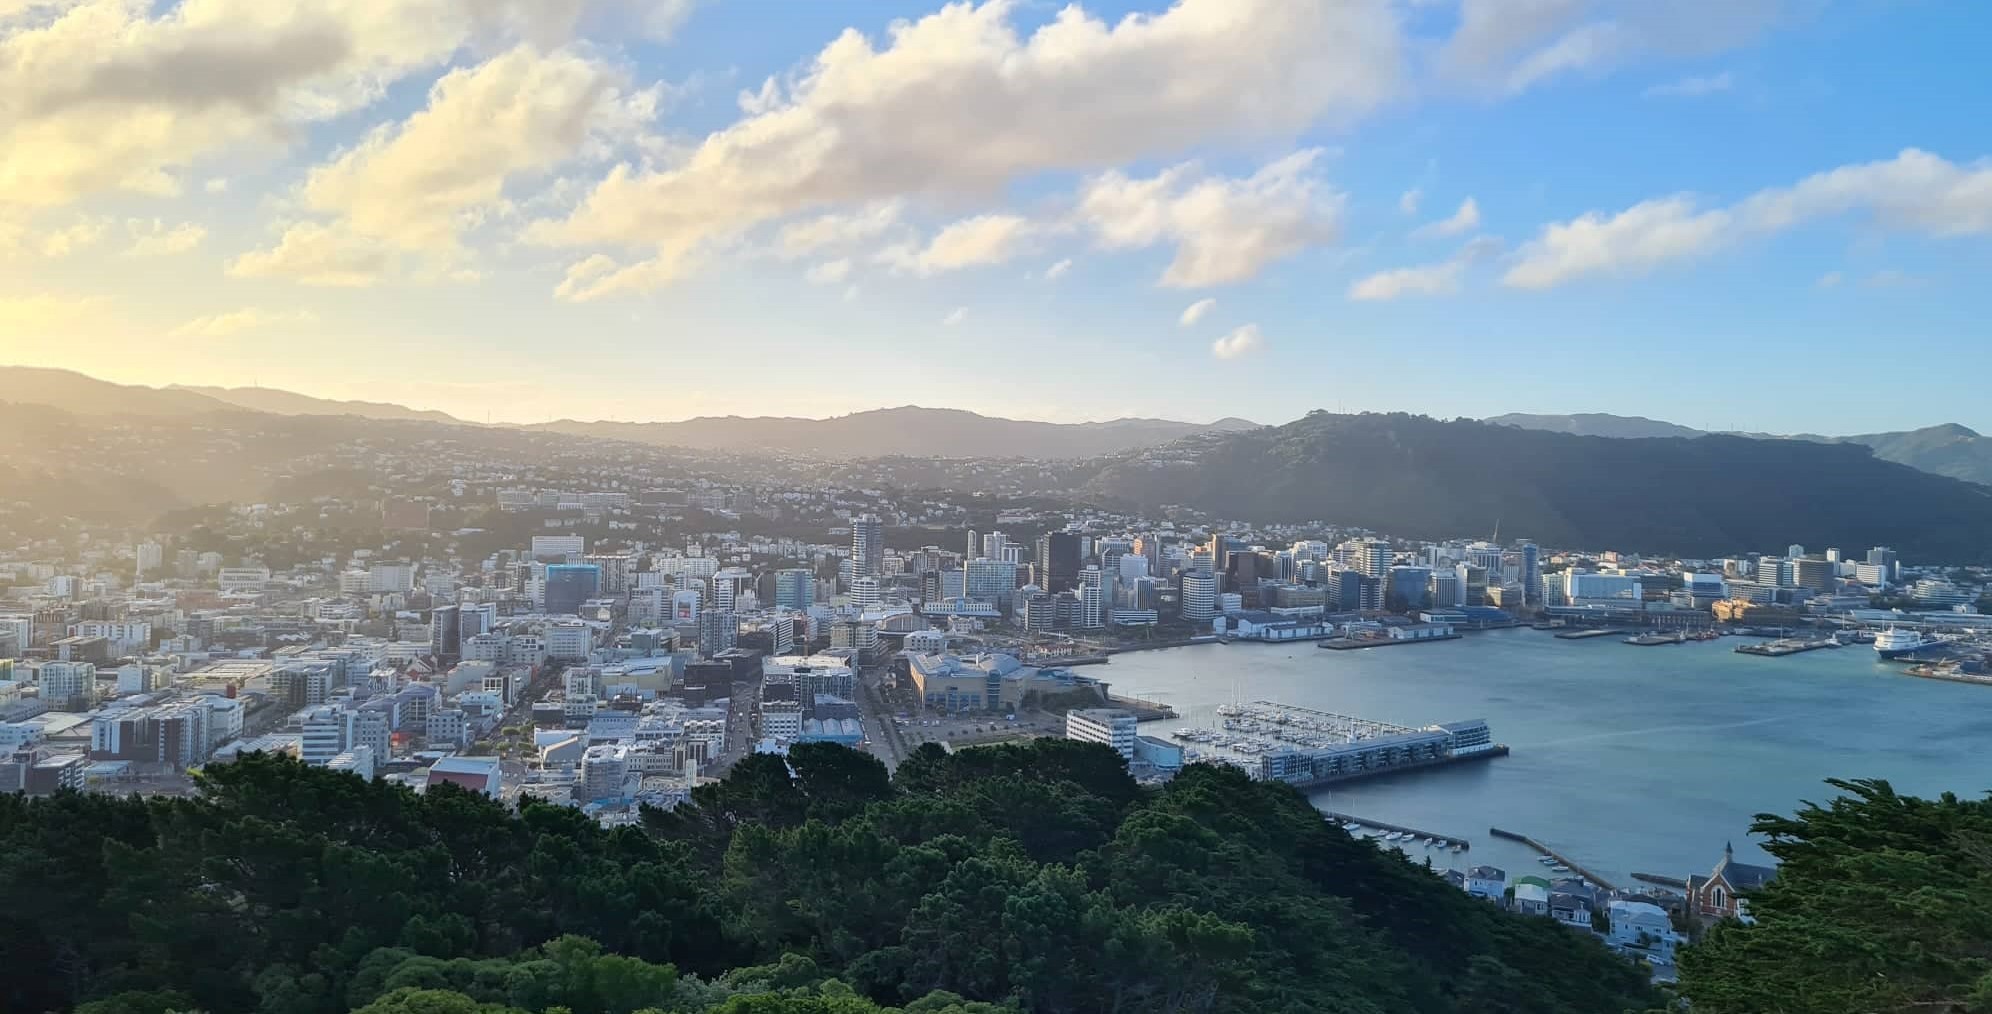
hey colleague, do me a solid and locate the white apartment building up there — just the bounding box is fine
[1066,708,1137,761]
[36,661,97,711]
[531,535,586,560]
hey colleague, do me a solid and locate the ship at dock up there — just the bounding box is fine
[1874,626,1937,659]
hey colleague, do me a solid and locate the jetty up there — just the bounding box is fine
[1318,633,1462,650]
[1488,827,1617,890]
[1631,872,1688,890]
[1554,628,1623,640]
[1322,811,1470,850]
[1735,638,1838,657]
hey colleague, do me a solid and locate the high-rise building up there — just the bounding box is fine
[849,576,881,610]
[774,568,815,610]
[430,604,461,660]
[1519,543,1541,605]
[1038,531,1082,593]
[1787,544,1806,561]
[699,610,737,657]
[1356,539,1393,579]
[851,514,885,580]
[1180,572,1217,622]
[544,564,602,615]
[1866,546,1899,579]
[965,558,1017,610]
[36,661,96,711]
[1792,557,1836,594]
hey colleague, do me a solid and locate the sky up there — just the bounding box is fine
[3,0,1990,431]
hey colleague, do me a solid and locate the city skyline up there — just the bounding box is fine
[4,1,1991,432]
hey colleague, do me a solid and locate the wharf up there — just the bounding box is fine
[1903,664,1992,688]
[1321,811,1470,850]
[1623,632,1689,646]
[1554,629,1624,640]
[1105,694,1177,720]
[1281,745,1508,789]
[1318,633,1463,650]
[1488,827,1617,891]
[1631,872,1688,890]
[1735,638,1838,657]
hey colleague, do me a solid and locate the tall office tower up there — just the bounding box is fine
[1356,538,1393,579]
[698,609,737,657]
[1180,572,1217,622]
[543,564,602,615]
[1037,531,1082,593]
[430,604,461,660]
[966,529,979,562]
[774,568,815,610]
[965,558,1017,609]
[851,514,885,580]
[1519,542,1541,605]
[1077,566,1105,628]
[1866,546,1898,578]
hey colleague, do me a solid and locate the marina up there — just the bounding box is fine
[1118,629,1991,886]
[1489,827,1617,890]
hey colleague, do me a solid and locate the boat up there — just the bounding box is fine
[1551,864,1571,873]
[1875,626,1936,659]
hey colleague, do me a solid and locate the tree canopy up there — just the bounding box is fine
[3,743,1657,1014]
[1676,778,1992,1013]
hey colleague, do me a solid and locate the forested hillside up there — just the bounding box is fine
[1,744,1656,1014]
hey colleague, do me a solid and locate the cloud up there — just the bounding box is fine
[1399,188,1422,215]
[1043,257,1072,280]
[0,292,105,334]
[38,216,108,257]
[1814,270,1841,289]
[530,0,1401,292]
[228,221,392,287]
[168,307,319,338]
[1078,149,1343,287]
[879,213,1038,275]
[1437,0,1783,95]
[1413,196,1480,238]
[1348,235,1500,300]
[293,46,653,257]
[804,258,851,284]
[942,306,968,326]
[776,201,904,258]
[123,219,206,257]
[1210,323,1264,359]
[1505,149,1992,288]
[1178,298,1216,326]
[1644,71,1733,98]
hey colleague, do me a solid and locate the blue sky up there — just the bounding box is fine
[3,0,1989,432]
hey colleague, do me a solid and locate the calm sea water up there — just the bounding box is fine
[1108,630,1992,884]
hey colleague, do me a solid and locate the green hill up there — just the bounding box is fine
[2,745,1655,1014]
[1084,411,1992,561]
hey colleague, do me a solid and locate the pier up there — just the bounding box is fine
[1734,638,1838,657]
[1321,811,1470,850]
[1488,827,1617,890]
[1318,633,1463,650]
[1554,628,1623,640]
[1631,872,1688,890]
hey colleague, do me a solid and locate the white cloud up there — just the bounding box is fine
[942,306,968,326]
[804,257,851,284]
[1413,196,1480,238]
[1043,257,1072,280]
[1399,188,1422,215]
[776,201,904,258]
[1210,323,1264,359]
[0,0,678,211]
[1348,235,1500,300]
[879,213,1038,275]
[1814,270,1841,289]
[1644,71,1733,98]
[1438,0,1782,95]
[204,177,230,194]
[38,216,108,257]
[1506,149,1992,289]
[168,307,319,338]
[1178,298,1216,326]
[531,0,1401,292]
[228,221,391,287]
[1349,260,1465,300]
[295,46,653,257]
[1078,149,1342,287]
[123,219,206,257]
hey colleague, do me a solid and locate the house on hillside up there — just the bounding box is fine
[1686,841,1777,922]
[1465,865,1506,900]
[1607,900,1681,962]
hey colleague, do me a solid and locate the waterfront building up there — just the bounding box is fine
[1066,708,1137,761]
[1180,572,1217,622]
[1519,542,1541,605]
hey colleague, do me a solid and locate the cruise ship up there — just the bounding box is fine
[1874,627,1936,659]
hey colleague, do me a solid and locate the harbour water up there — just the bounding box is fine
[1111,629,1992,884]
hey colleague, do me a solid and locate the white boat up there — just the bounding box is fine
[1875,626,1936,659]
